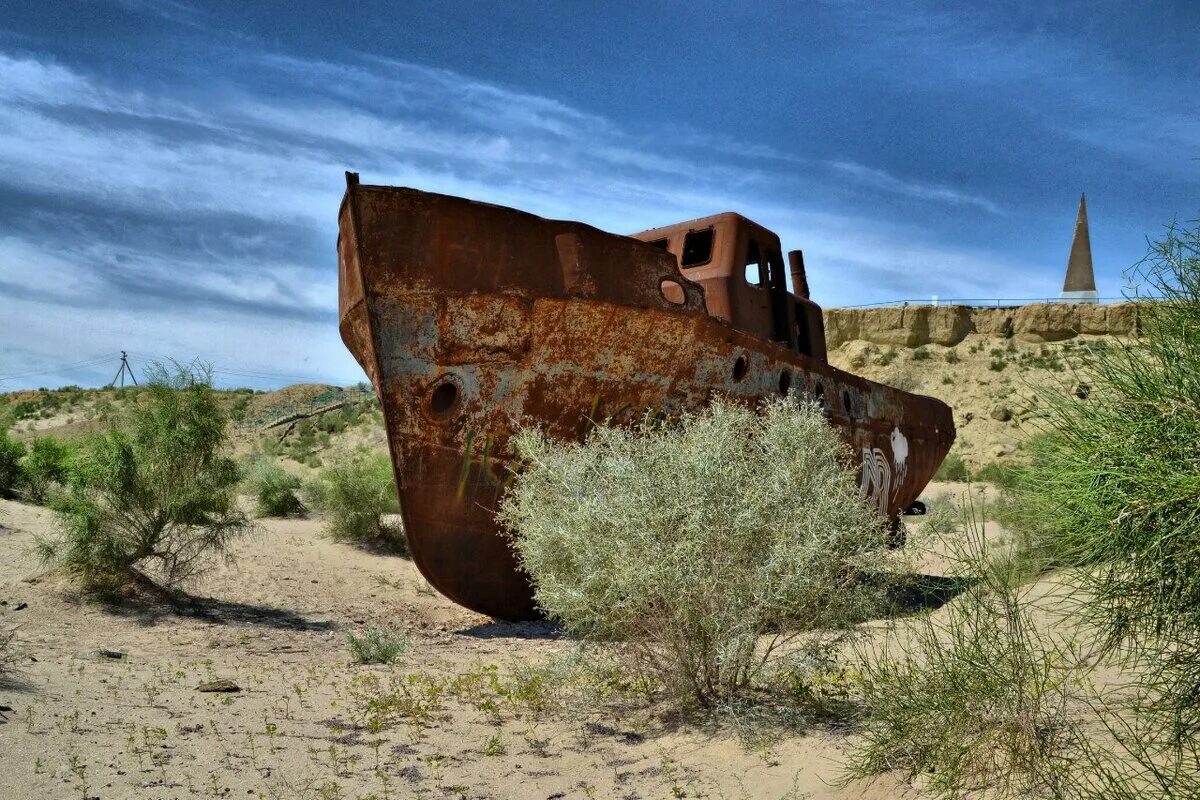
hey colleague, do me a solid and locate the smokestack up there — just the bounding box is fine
[787,250,810,299]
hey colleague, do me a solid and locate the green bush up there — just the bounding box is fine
[21,436,72,504]
[911,346,931,361]
[1006,220,1200,742]
[944,348,960,364]
[0,430,25,498]
[306,452,404,550]
[973,461,1018,489]
[874,348,898,366]
[244,459,304,518]
[346,625,410,664]
[38,363,251,592]
[934,453,969,482]
[500,398,893,707]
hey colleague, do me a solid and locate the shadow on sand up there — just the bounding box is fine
[93,591,336,632]
[456,619,562,640]
[884,573,976,616]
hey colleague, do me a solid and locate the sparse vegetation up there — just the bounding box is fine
[305,452,404,550]
[245,458,305,518]
[346,625,410,665]
[911,345,931,361]
[501,398,894,706]
[38,363,252,593]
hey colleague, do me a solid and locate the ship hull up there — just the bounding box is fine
[338,183,955,621]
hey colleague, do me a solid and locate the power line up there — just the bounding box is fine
[123,351,334,385]
[0,353,121,384]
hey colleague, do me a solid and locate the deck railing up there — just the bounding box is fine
[839,297,1128,309]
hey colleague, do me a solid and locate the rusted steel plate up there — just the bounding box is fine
[338,175,954,621]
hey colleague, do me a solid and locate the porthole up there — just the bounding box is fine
[659,278,686,305]
[732,355,749,382]
[429,380,459,415]
[778,370,792,396]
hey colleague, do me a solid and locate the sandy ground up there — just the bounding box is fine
[0,498,928,800]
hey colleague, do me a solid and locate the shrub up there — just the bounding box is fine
[38,363,252,592]
[500,398,893,706]
[934,453,969,482]
[846,500,1088,799]
[245,459,305,518]
[347,625,410,664]
[306,452,404,550]
[944,348,960,364]
[21,436,72,504]
[874,348,898,366]
[1006,220,1200,742]
[0,430,25,498]
[910,346,931,361]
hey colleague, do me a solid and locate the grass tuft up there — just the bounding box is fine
[346,625,410,665]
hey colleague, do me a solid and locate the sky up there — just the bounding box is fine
[1,1,1196,390]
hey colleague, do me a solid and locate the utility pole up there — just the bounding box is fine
[109,351,138,388]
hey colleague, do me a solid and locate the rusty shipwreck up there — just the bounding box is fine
[337,173,955,621]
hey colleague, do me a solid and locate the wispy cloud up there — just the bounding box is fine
[0,45,1041,389]
[826,160,1002,214]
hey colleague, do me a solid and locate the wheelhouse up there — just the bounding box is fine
[631,213,827,362]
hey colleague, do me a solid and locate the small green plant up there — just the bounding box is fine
[989,358,1008,372]
[874,348,898,366]
[0,430,26,498]
[20,436,72,503]
[944,348,960,364]
[501,398,894,706]
[346,626,410,665]
[482,734,506,756]
[245,459,305,518]
[0,628,18,676]
[934,453,969,482]
[38,362,252,592]
[306,453,405,551]
[910,346,931,361]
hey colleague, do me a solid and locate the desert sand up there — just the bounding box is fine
[0,495,938,800]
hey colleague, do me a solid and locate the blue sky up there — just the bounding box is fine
[1,1,1196,390]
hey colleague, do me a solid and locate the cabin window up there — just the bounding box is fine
[681,228,714,267]
[744,239,766,286]
[647,238,670,250]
